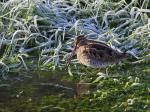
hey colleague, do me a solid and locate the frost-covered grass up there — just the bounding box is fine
[0,0,150,73]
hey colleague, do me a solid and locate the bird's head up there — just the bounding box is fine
[74,35,87,50]
[65,35,87,67]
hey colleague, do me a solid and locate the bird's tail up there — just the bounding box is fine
[123,51,139,60]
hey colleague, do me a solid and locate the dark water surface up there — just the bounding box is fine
[0,70,80,111]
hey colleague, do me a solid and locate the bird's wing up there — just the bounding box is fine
[84,43,124,62]
[87,40,111,48]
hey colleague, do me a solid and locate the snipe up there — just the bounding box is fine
[66,35,132,68]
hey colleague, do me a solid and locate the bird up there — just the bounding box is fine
[66,35,135,68]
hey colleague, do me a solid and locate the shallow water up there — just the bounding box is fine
[0,70,78,111]
[0,70,76,100]
[0,69,97,112]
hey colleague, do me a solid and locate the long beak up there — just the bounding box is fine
[65,49,76,70]
[65,38,77,69]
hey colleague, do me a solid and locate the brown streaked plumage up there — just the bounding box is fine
[66,35,129,68]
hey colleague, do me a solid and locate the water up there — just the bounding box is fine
[0,70,78,111]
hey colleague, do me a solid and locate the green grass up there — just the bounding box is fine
[0,0,150,111]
